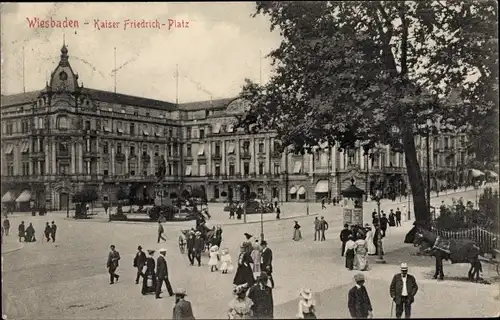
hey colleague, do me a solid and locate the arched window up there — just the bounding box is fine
[38,117,44,129]
[58,116,68,130]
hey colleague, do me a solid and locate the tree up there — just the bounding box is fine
[72,188,99,204]
[116,187,128,202]
[237,1,498,225]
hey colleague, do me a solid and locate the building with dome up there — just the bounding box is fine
[0,45,473,211]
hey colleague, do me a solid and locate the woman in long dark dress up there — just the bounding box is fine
[293,221,302,241]
[141,250,157,295]
[233,245,255,287]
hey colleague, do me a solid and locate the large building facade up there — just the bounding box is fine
[1,46,472,210]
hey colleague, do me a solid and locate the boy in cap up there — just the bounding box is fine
[390,262,418,319]
[172,288,195,319]
[348,273,373,318]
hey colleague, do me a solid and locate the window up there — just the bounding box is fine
[58,142,68,154]
[22,162,29,176]
[243,162,250,175]
[199,129,205,139]
[103,142,109,154]
[274,163,280,175]
[117,143,122,154]
[130,123,135,136]
[173,143,178,156]
[258,188,264,195]
[38,118,44,129]
[130,145,135,155]
[215,164,221,176]
[243,141,250,154]
[7,163,14,176]
[6,122,13,135]
[214,187,220,199]
[186,129,191,140]
[168,144,172,157]
[103,169,109,176]
[258,142,265,153]
[229,163,235,176]
[273,142,281,152]
[199,164,206,176]
[186,144,192,156]
[146,112,150,117]
[154,126,159,135]
[215,142,221,156]
[85,120,91,130]
[143,145,148,156]
[40,162,45,175]
[205,110,210,118]
[58,116,68,130]
[258,162,264,175]
[169,129,173,137]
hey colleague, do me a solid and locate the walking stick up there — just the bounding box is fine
[390,300,394,318]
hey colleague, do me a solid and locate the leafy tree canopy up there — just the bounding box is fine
[72,188,99,203]
[237,0,498,223]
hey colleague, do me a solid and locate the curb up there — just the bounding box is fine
[1,241,24,254]
[62,213,320,226]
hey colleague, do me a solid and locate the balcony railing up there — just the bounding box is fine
[141,154,151,162]
[272,151,282,158]
[115,153,126,162]
[241,152,252,159]
[212,154,222,160]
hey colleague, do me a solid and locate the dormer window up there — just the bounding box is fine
[58,116,68,130]
[59,71,68,81]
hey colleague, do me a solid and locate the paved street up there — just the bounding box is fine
[2,187,498,319]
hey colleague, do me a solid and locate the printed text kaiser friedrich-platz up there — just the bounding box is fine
[26,17,190,31]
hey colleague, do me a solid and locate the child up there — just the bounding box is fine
[208,245,220,272]
[220,248,233,274]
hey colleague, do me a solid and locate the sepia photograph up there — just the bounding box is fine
[1,2,499,319]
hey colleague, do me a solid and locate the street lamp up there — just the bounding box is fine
[399,180,403,202]
[371,188,386,264]
[426,119,432,213]
[306,190,310,216]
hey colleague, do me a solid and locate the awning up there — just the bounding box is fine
[1,191,15,203]
[143,130,150,136]
[185,165,192,176]
[228,143,235,154]
[5,144,13,154]
[289,186,297,194]
[293,161,302,174]
[198,145,205,155]
[213,123,221,134]
[103,127,111,132]
[15,190,32,203]
[486,170,499,178]
[21,142,29,153]
[470,169,485,177]
[117,128,123,134]
[315,180,329,193]
[227,124,234,132]
[155,132,161,137]
[297,186,306,195]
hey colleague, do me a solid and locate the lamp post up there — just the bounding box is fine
[260,185,266,241]
[243,185,247,224]
[426,120,432,213]
[66,194,70,218]
[371,188,386,264]
[306,189,310,216]
[399,180,403,202]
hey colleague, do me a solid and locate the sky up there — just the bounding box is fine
[0,2,282,102]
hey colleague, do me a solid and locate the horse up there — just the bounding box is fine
[404,224,482,281]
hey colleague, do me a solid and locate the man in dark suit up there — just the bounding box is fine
[172,288,195,319]
[133,245,147,284]
[155,248,174,298]
[107,245,121,285]
[348,273,373,319]
[260,240,274,288]
[395,208,402,227]
[390,263,418,319]
[340,224,351,257]
[319,216,329,241]
[193,231,204,267]
[186,230,195,266]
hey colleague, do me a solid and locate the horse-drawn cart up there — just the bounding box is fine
[478,249,500,276]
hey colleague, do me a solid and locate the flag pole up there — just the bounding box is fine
[22,46,26,93]
[176,64,179,106]
[114,47,117,93]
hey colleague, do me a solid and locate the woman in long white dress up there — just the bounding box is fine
[364,226,376,255]
[355,238,369,271]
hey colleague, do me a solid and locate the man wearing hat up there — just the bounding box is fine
[172,288,195,319]
[155,248,174,298]
[348,273,373,319]
[193,231,204,266]
[106,245,121,285]
[248,272,274,319]
[186,230,196,266]
[260,240,275,288]
[133,245,147,284]
[390,263,418,319]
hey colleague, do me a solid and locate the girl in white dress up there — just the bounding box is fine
[220,248,233,274]
[208,245,220,272]
[296,288,317,319]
